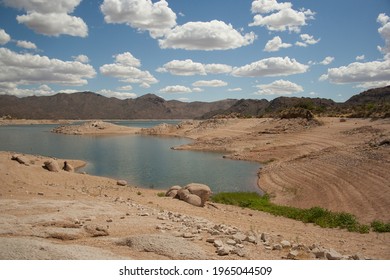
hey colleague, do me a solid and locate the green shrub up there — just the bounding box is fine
[211,192,377,233]
[371,220,390,232]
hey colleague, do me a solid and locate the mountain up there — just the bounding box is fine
[1,86,389,120]
[0,92,236,119]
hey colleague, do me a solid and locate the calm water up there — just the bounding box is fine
[0,122,261,193]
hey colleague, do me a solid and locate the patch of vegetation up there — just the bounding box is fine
[157,192,165,197]
[211,192,388,233]
[371,220,390,233]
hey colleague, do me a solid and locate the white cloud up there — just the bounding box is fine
[251,0,292,14]
[192,80,228,87]
[4,0,88,37]
[321,59,390,88]
[356,55,365,61]
[321,14,390,89]
[73,54,90,64]
[114,52,141,67]
[0,29,11,45]
[157,59,206,76]
[255,79,303,95]
[16,40,37,49]
[100,0,177,39]
[319,56,334,65]
[98,89,137,99]
[159,20,256,50]
[0,47,96,93]
[117,85,133,91]
[264,36,292,52]
[159,85,192,94]
[377,13,390,56]
[231,56,308,77]
[99,52,158,87]
[156,59,233,76]
[228,88,243,92]
[295,34,320,47]
[250,1,315,33]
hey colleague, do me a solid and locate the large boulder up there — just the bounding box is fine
[177,189,202,207]
[43,159,60,172]
[11,154,29,166]
[184,183,212,207]
[165,185,181,198]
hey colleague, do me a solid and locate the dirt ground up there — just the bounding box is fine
[0,117,389,260]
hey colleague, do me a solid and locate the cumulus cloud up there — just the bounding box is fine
[97,89,137,99]
[356,55,365,61]
[320,13,390,89]
[159,85,193,94]
[264,36,292,52]
[250,0,315,33]
[254,79,303,95]
[377,13,390,57]
[320,60,390,88]
[251,0,292,14]
[231,56,308,77]
[192,80,228,87]
[3,0,88,37]
[73,54,90,64]
[159,20,256,51]
[0,29,11,45]
[319,56,334,65]
[156,59,232,76]
[99,52,158,87]
[16,40,37,49]
[295,34,320,47]
[0,47,96,93]
[100,0,176,39]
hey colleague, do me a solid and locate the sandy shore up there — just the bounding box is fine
[0,151,389,260]
[141,118,390,224]
[0,117,389,260]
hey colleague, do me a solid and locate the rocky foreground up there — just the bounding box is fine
[0,149,389,260]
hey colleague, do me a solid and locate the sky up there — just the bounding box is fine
[0,0,389,103]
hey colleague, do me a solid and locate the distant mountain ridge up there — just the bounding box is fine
[0,86,389,119]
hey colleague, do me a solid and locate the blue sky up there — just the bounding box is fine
[0,0,389,102]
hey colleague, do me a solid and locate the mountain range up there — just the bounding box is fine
[0,86,389,119]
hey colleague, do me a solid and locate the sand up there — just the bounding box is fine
[0,117,389,260]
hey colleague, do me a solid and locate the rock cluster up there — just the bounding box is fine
[165,183,212,207]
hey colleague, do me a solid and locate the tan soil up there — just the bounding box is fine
[0,117,389,260]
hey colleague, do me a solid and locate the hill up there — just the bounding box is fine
[0,86,389,119]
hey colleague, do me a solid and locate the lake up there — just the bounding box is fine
[0,121,261,193]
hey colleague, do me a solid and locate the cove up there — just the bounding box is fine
[0,122,261,193]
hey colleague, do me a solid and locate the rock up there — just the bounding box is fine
[62,161,74,172]
[117,180,127,186]
[213,239,224,248]
[184,183,212,206]
[281,240,291,248]
[183,232,195,239]
[232,233,247,243]
[272,244,282,250]
[232,247,247,257]
[177,188,203,207]
[43,159,60,172]
[311,247,326,259]
[11,154,29,166]
[260,232,269,242]
[226,239,237,246]
[287,250,299,259]
[37,192,44,196]
[216,245,232,256]
[165,185,181,198]
[326,248,343,260]
[352,253,366,260]
[84,225,109,237]
[246,235,257,244]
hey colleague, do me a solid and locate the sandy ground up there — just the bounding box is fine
[0,117,389,260]
[142,118,390,223]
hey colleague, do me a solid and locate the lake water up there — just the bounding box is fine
[0,121,261,193]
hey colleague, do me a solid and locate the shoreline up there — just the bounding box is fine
[0,150,389,260]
